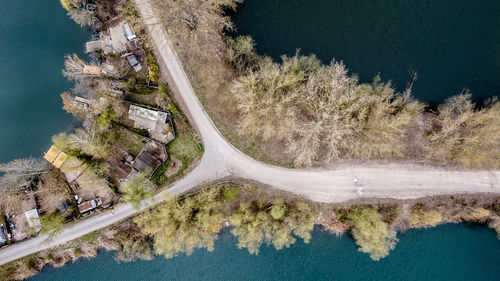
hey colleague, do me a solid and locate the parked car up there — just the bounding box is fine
[0,224,7,245]
[127,54,142,72]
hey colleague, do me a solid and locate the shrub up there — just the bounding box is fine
[347,207,398,261]
[60,0,71,11]
[488,218,500,239]
[133,188,223,259]
[96,108,117,129]
[230,200,315,254]
[223,187,239,201]
[130,127,150,137]
[120,170,156,210]
[409,207,442,227]
[40,212,65,236]
[73,248,82,256]
[167,103,180,115]
[81,231,100,244]
[459,207,491,222]
[158,85,168,96]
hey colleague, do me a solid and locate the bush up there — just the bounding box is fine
[347,207,398,261]
[230,200,315,254]
[130,127,150,137]
[60,0,70,11]
[133,188,223,259]
[488,218,500,239]
[223,187,239,201]
[40,212,66,236]
[167,103,180,115]
[459,207,491,222]
[409,207,442,227]
[120,170,156,209]
[114,236,155,262]
[81,231,100,244]
[146,54,160,82]
[158,85,169,96]
[96,108,117,129]
[73,248,82,256]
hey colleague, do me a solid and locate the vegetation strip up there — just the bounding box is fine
[1,181,499,280]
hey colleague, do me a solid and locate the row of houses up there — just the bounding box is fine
[86,20,143,72]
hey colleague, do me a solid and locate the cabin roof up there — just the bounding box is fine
[123,23,137,41]
[52,152,68,169]
[24,209,41,231]
[86,40,103,53]
[113,161,133,179]
[132,152,161,173]
[44,145,68,168]
[78,199,98,213]
[44,145,61,163]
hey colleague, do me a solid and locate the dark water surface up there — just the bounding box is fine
[232,0,500,103]
[0,1,90,163]
[29,225,500,281]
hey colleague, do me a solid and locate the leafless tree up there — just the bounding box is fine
[62,54,88,80]
[427,93,500,168]
[63,0,98,28]
[0,158,48,191]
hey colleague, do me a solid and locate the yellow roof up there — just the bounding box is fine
[44,145,61,163]
[43,145,68,168]
[52,152,69,169]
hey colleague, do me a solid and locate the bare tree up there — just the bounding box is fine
[0,158,48,191]
[62,54,86,80]
[62,0,98,28]
[232,56,424,167]
[57,128,114,159]
[62,54,102,80]
[427,93,500,168]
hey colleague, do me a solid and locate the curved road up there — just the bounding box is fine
[0,0,498,265]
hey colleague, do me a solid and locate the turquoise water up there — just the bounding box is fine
[29,225,500,281]
[231,0,500,103]
[0,1,90,163]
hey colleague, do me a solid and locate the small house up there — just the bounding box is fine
[24,209,41,232]
[85,33,113,54]
[128,104,174,143]
[123,23,137,41]
[113,161,133,179]
[132,151,161,174]
[22,194,41,232]
[44,145,68,169]
[78,197,101,214]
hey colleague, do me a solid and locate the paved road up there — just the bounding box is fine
[0,0,498,265]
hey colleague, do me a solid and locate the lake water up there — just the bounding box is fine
[0,1,90,163]
[29,225,500,281]
[231,0,500,103]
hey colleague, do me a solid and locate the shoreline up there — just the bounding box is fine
[2,186,498,280]
[15,222,500,280]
